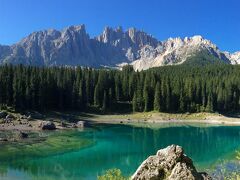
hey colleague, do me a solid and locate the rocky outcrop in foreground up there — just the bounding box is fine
[132,145,211,180]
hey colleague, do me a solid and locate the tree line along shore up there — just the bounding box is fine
[0,63,240,115]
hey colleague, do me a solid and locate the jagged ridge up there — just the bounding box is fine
[0,24,239,70]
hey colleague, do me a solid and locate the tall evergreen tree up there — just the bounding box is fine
[153,82,161,112]
[102,90,107,112]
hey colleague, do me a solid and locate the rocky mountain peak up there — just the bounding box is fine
[62,24,86,33]
[127,27,137,39]
[224,51,240,64]
[165,35,215,49]
[97,26,159,48]
[127,28,159,48]
[190,35,204,42]
[97,26,124,44]
[61,24,88,39]
[0,24,239,69]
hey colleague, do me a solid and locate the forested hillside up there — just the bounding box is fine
[0,64,240,113]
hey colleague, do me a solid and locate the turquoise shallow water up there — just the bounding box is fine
[1,123,240,179]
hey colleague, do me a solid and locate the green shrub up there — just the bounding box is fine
[98,169,128,180]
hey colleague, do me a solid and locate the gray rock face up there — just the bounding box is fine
[96,26,160,62]
[0,24,239,70]
[0,45,11,62]
[132,145,211,180]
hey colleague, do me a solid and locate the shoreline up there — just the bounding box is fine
[1,111,240,133]
[79,112,240,126]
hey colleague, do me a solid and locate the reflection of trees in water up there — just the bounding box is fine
[1,125,240,179]
[0,164,7,176]
[130,126,240,168]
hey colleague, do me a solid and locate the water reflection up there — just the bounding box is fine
[1,124,240,180]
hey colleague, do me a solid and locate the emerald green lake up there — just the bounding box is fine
[1,123,240,180]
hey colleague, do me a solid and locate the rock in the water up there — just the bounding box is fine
[71,123,78,128]
[70,121,85,128]
[41,121,56,130]
[132,145,211,180]
[17,131,29,139]
[0,138,8,142]
[0,111,8,118]
[76,121,84,128]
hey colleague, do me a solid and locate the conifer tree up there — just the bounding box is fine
[102,90,107,112]
[206,93,214,112]
[132,93,137,112]
[94,83,100,107]
[153,82,161,112]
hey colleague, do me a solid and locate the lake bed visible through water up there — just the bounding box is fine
[0,123,240,179]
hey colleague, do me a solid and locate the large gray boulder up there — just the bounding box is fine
[132,145,211,180]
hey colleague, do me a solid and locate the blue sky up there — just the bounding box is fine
[0,0,239,52]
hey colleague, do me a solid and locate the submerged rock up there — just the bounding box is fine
[17,131,29,139]
[132,145,211,180]
[41,121,56,130]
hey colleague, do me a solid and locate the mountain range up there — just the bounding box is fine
[0,24,239,70]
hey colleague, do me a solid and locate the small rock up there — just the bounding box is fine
[76,121,84,128]
[0,111,8,119]
[27,115,32,120]
[6,114,15,119]
[0,138,8,142]
[4,118,13,123]
[17,131,29,139]
[61,121,67,127]
[71,123,78,128]
[20,115,28,119]
[41,121,56,130]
